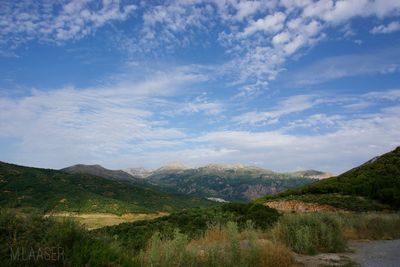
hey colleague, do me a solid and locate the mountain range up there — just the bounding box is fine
[1,146,399,216]
[62,162,333,202]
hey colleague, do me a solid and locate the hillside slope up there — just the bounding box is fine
[146,164,331,201]
[62,164,138,182]
[258,147,400,211]
[0,161,213,215]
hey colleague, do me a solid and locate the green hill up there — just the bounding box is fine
[0,161,214,215]
[62,164,139,182]
[257,147,400,211]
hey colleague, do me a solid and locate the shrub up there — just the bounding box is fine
[221,203,281,229]
[271,213,346,255]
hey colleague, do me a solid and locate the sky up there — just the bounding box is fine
[0,0,400,174]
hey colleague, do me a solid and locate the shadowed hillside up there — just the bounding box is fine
[62,164,139,182]
[0,162,214,215]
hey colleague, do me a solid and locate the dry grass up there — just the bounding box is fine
[138,222,295,267]
[339,213,400,240]
[45,212,168,229]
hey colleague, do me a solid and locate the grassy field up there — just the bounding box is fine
[45,212,169,230]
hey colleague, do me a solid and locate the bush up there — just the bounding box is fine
[271,213,346,255]
[221,203,281,229]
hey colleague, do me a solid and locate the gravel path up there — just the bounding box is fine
[348,239,400,267]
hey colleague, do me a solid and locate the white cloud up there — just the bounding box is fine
[178,96,224,115]
[370,21,400,34]
[129,0,400,96]
[3,0,400,94]
[232,95,320,125]
[1,82,400,173]
[287,47,400,86]
[242,12,286,36]
[363,88,400,100]
[0,66,204,168]
[301,0,400,24]
[194,106,400,173]
[286,113,344,130]
[232,1,263,21]
[0,0,136,51]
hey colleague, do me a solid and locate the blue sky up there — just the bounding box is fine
[1,0,400,173]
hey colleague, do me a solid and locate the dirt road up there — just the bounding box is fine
[348,239,400,267]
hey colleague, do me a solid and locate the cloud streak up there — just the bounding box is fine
[286,47,400,86]
[0,66,205,167]
[232,95,320,125]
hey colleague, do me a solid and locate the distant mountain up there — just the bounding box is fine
[62,164,138,182]
[124,167,152,179]
[141,164,331,202]
[0,161,214,214]
[124,162,188,179]
[287,170,335,180]
[258,147,400,211]
[59,162,332,202]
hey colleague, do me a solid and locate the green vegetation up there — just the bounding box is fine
[2,207,400,266]
[0,206,284,267]
[258,147,400,210]
[338,213,400,240]
[2,147,400,266]
[138,222,294,267]
[271,213,346,254]
[0,209,132,267]
[62,164,139,182]
[97,203,280,252]
[270,212,400,255]
[0,161,214,215]
[259,194,391,212]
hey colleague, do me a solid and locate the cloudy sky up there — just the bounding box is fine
[1,0,400,173]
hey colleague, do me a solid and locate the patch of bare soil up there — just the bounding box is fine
[294,253,355,267]
[265,200,343,212]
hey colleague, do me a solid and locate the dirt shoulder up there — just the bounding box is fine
[294,239,400,266]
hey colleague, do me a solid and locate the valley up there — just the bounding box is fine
[0,147,399,267]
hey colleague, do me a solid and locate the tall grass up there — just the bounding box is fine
[270,213,346,255]
[337,213,400,240]
[270,212,400,255]
[138,222,294,267]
